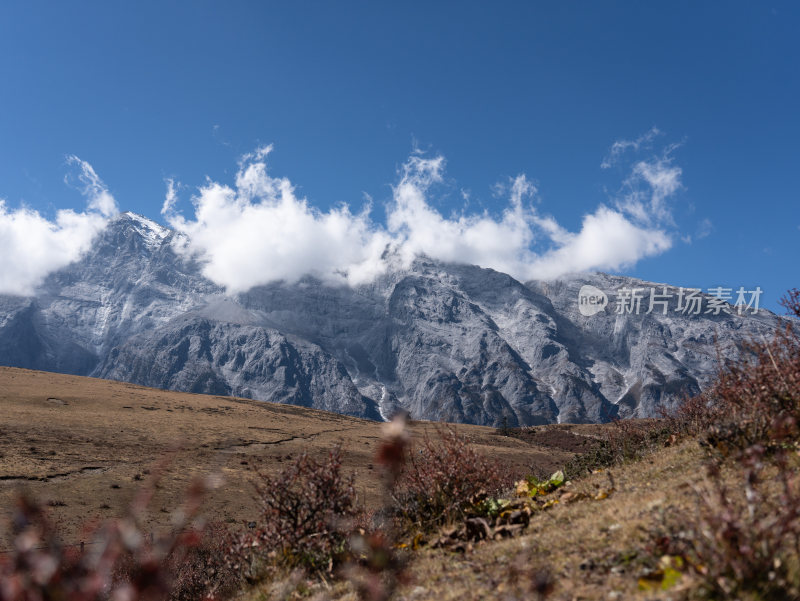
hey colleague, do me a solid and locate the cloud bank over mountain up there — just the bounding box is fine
[162,139,680,293]
[0,133,683,296]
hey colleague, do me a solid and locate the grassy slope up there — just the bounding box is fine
[1,366,741,599]
[0,367,569,545]
[401,441,704,601]
[243,439,709,601]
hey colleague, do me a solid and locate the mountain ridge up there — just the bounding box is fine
[0,212,781,426]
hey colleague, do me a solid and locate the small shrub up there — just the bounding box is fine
[166,522,239,601]
[667,288,800,456]
[653,446,800,600]
[662,391,721,438]
[237,446,359,576]
[644,289,800,598]
[391,426,510,532]
[563,419,671,478]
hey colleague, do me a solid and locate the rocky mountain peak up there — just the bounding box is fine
[0,217,783,426]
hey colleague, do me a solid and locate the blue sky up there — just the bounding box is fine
[0,1,798,310]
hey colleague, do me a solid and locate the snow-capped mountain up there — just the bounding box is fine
[0,212,782,425]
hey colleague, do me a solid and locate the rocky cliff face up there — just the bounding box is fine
[0,212,782,425]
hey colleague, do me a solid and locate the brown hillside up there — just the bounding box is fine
[0,366,575,546]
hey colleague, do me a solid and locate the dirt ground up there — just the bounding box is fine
[0,366,576,547]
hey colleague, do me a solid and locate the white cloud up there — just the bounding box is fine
[0,157,118,296]
[525,207,671,279]
[386,161,540,277]
[164,145,677,292]
[1,137,684,298]
[162,145,392,292]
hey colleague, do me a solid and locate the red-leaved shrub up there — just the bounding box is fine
[668,289,800,456]
[650,289,800,598]
[233,446,359,577]
[391,426,510,532]
[652,445,800,600]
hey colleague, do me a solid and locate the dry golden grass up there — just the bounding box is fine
[4,366,756,600]
[240,440,726,601]
[397,442,707,601]
[0,366,569,546]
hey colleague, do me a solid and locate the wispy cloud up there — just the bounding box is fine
[610,133,684,226]
[162,178,179,216]
[683,217,714,244]
[0,157,118,296]
[64,155,118,217]
[696,217,713,240]
[601,126,661,169]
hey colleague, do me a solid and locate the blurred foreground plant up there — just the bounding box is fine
[0,468,236,601]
